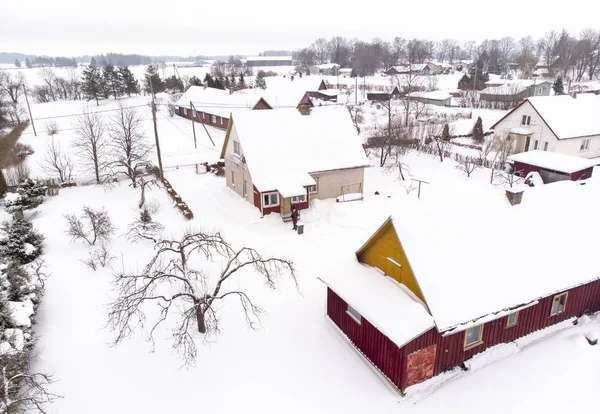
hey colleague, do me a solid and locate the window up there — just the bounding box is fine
[346,304,362,324]
[580,139,590,151]
[534,140,539,150]
[309,183,318,194]
[506,312,519,328]
[183,108,188,116]
[464,325,483,349]
[233,140,241,156]
[243,180,247,197]
[221,117,224,125]
[262,192,279,207]
[550,292,568,316]
[521,115,531,126]
[291,194,306,203]
[231,171,235,186]
[202,112,205,120]
[192,109,197,117]
[543,142,548,151]
[211,115,217,123]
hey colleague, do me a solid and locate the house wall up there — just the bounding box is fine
[310,167,365,201]
[512,161,593,182]
[177,107,229,130]
[553,134,600,159]
[493,101,556,153]
[356,221,424,301]
[224,124,255,207]
[529,83,552,97]
[327,278,600,393]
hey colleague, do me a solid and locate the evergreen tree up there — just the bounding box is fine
[255,75,267,90]
[140,208,152,224]
[0,214,44,265]
[238,73,246,90]
[553,77,565,95]
[81,65,104,106]
[458,74,471,90]
[25,58,32,68]
[14,59,21,68]
[143,65,165,97]
[203,73,214,88]
[229,73,236,90]
[442,123,451,141]
[103,64,124,99]
[350,68,357,78]
[188,75,202,87]
[472,116,484,143]
[119,66,140,97]
[90,57,97,68]
[164,76,184,93]
[0,169,7,198]
[4,179,46,213]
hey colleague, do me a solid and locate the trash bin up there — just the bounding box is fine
[297,224,304,235]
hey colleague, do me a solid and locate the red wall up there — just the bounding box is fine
[513,161,593,181]
[572,167,594,180]
[326,277,600,392]
[177,107,229,130]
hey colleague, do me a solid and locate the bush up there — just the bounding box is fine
[45,120,59,136]
[0,214,44,265]
[64,206,115,245]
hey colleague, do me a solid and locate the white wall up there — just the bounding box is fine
[310,168,365,200]
[224,124,254,204]
[554,134,600,159]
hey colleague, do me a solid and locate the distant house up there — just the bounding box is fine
[453,61,472,72]
[507,150,597,182]
[320,180,600,393]
[338,68,353,77]
[307,80,338,101]
[385,64,434,76]
[491,95,600,158]
[366,86,401,101]
[479,81,552,105]
[407,90,452,107]
[219,106,369,220]
[176,86,273,130]
[246,56,293,67]
[310,63,340,75]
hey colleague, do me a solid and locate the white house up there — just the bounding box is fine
[490,95,600,159]
[219,106,369,220]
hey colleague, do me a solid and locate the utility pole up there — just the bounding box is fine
[23,85,36,137]
[149,70,164,181]
[189,101,197,149]
[190,102,215,147]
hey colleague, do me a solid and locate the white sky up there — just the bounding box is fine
[1,0,598,57]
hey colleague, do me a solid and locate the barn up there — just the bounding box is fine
[507,150,597,182]
[320,179,600,394]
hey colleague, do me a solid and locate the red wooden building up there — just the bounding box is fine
[507,150,597,183]
[320,180,600,394]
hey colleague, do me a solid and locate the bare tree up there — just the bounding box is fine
[492,168,524,188]
[72,110,108,184]
[0,71,26,104]
[463,41,477,60]
[311,38,329,64]
[394,69,423,126]
[38,67,57,101]
[0,353,60,413]
[425,121,448,162]
[108,231,297,364]
[455,157,479,177]
[124,208,164,244]
[39,138,73,183]
[107,102,152,187]
[44,120,58,136]
[64,206,115,245]
[499,37,516,69]
[579,28,600,80]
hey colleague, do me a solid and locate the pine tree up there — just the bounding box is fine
[143,66,165,97]
[81,65,104,106]
[238,73,246,90]
[14,59,21,68]
[188,75,202,87]
[0,169,7,198]
[25,58,32,68]
[229,73,236,90]
[442,123,451,141]
[164,76,184,93]
[4,179,46,213]
[90,57,97,68]
[0,214,44,265]
[119,66,139,97]
[103,64,124,99]
[472,116,484,143]
[553,77,565,95]
[255,75,267,90]
[203,73,214,88]
[458,74,471,90]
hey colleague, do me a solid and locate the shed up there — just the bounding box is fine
[507,150,598,182]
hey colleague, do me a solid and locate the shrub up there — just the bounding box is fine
[64,206,115,245]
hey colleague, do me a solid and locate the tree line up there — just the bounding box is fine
[293,29,600,81]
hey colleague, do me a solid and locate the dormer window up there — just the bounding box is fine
[233,140,241,156]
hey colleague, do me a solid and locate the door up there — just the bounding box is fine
[280,197,292,221]
[405,345,437,388]
[524,136,531,152]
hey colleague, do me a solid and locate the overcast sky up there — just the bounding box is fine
[1,0,598,57]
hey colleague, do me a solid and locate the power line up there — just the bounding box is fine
[156,111,220,153]
[19,117,153,135]
[31,103,150,121]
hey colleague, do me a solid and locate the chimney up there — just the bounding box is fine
[298,103,311,115]
[505,188,524,206]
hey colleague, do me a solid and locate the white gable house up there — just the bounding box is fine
[219,106,369,220]
[491,95,600,159]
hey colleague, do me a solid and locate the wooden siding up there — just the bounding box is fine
[177,107,229,130]
[513,161,594,181]
[326,288,404,389]
[327,277,600,393]
[356,220,425,301]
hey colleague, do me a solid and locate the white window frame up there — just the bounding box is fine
[211,115,217,123]
[580,138,590,151]
[464,324,483,349]
[221,117,224,125]
[183,108,188,115]
[291,194,306,203]
[262,192,279,207]
[309,183,318,194]
[346,304,362,324]
[233,140,241,156]
[202,112,205,120]
[550,292,568,316]
[521,115,531,126]
[192,109,197,117]
[506,311,518,328]
[543,142,549,151]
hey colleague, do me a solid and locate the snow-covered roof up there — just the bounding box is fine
[389,178,600,332]
[480,83,528,95]
[526,95,600,139]
[227,107,369,192]
[246,56,293,62]
[232,88,305,108]
[312,63,340,70]
[319,261,435,347]
[507,150,598,173]
[176,86,262,118]
[408,91,451,100]
[510,127,534,135]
